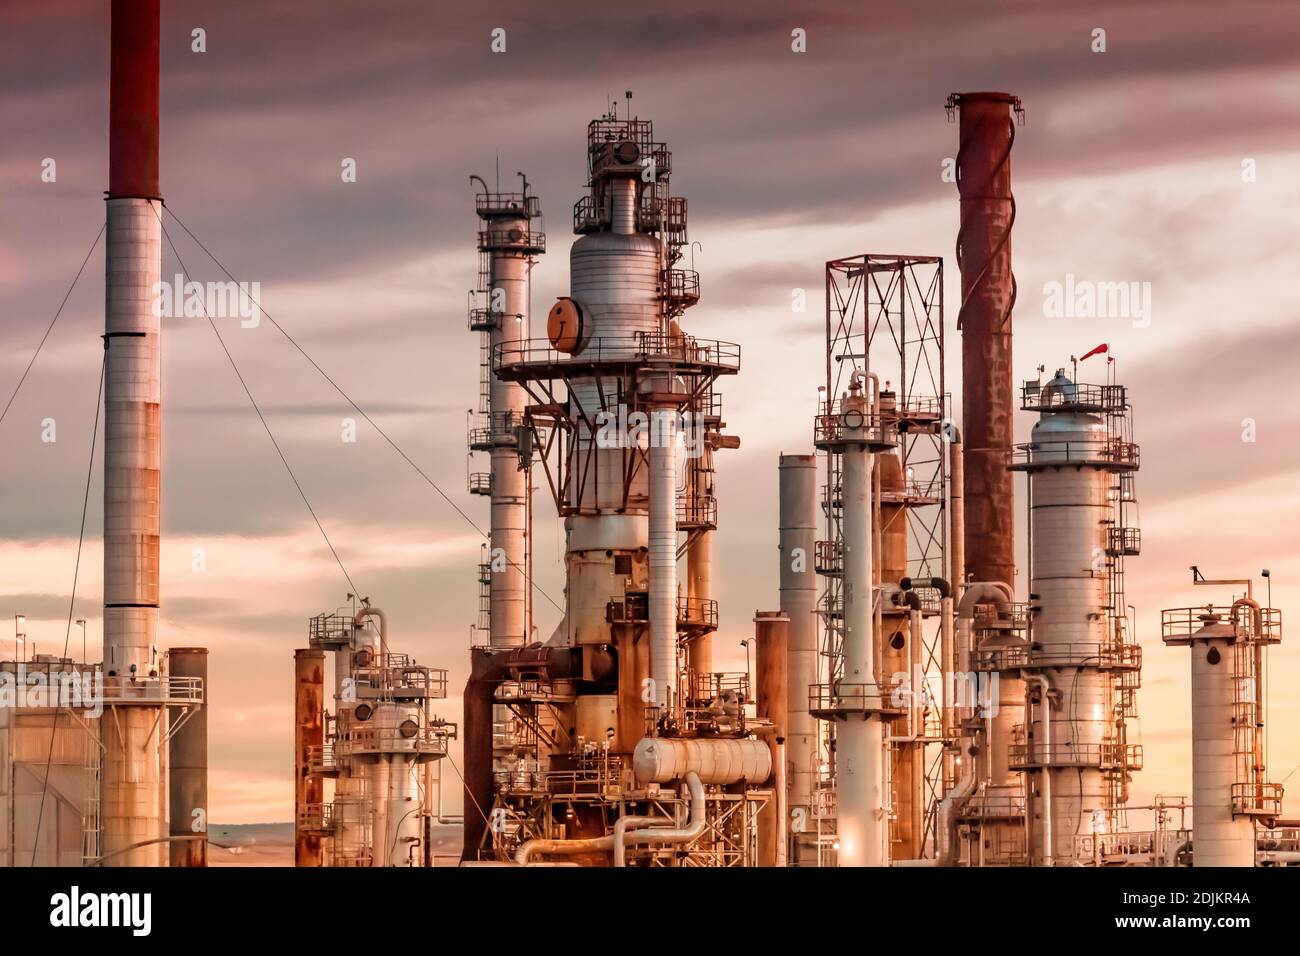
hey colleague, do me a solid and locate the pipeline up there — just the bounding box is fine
[621,772,706,858]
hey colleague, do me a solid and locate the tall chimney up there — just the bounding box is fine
[102,0,166,867]
[948,92,1021,592]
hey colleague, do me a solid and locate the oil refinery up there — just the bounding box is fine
[3,0,1298,897]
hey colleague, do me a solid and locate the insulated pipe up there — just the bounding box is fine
[168,648,208,867]
[950,92,1019,593]
[648,406,678,708]
[621,771,707,856]
[937,738,978,866]
[515,813,667,866]
[611,178,638,235]
[613,814,670,868]
[353,606,389,659]
[294,649,325,867]
[102,0,165,868]
[778,454,819,838]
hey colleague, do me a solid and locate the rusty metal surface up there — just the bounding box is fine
[950,92,1022,590]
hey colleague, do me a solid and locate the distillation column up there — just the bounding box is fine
[1163,596,1282,867]
[779,454,819,863]
[1014,371,1139,865]
[102,0,166,868]
[472,185,544,648]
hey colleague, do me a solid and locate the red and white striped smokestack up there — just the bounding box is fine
[102,0,166,867]
[947,91,1022,591]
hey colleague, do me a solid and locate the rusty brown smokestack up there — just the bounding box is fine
[948,91,1023,590]
[294,649,325,867]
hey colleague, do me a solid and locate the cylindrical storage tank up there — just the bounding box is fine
[168,647,208,866]
[293,649,325,867]
[1189,617,1255,866]
[633,737,772,786]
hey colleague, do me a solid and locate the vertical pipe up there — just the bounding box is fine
[940,597,955,792]
[294,649,324,867]
[779,453,818,856]
[949,434,965,602]
[838,388,884,867]
[648,406,677,708]
[755,611,790,867]
[950,92,1019,593]
[461,648,497,862]
[687,531,713,677]
[611,179,637,235]
[168,648,208,866]
[102,0,164,868]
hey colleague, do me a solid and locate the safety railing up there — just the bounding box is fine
[468,307,497,332]
[468,472,492,495]
[677,494,718,529]
[99,675,204,706]
[307,743,337,775]
[662,268,700,309]
[974,640,1141,672]
[1020,380,1128,414]
[884,395,946,424]
[1009,438,1139,470]
[1008,741,1143,771]
[957,792,1026,820]
[815,539,843,575]
[476,227,545,253]
[1161,605,1282,645]
[813,403,896,449]
[475,191,541,218]
[1232,782,1284,817]
[1107,526,1141,556]
[492,334,741,373]
[880,477,945,505]
[677,596,719,630]
[335,722,453,759]
[809,682,900,715]
[298,803,337,833]
[309,612,355,648]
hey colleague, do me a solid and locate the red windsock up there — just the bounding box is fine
[1080,343,1109,361]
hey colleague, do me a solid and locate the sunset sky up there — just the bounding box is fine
[3,0,1300,824]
